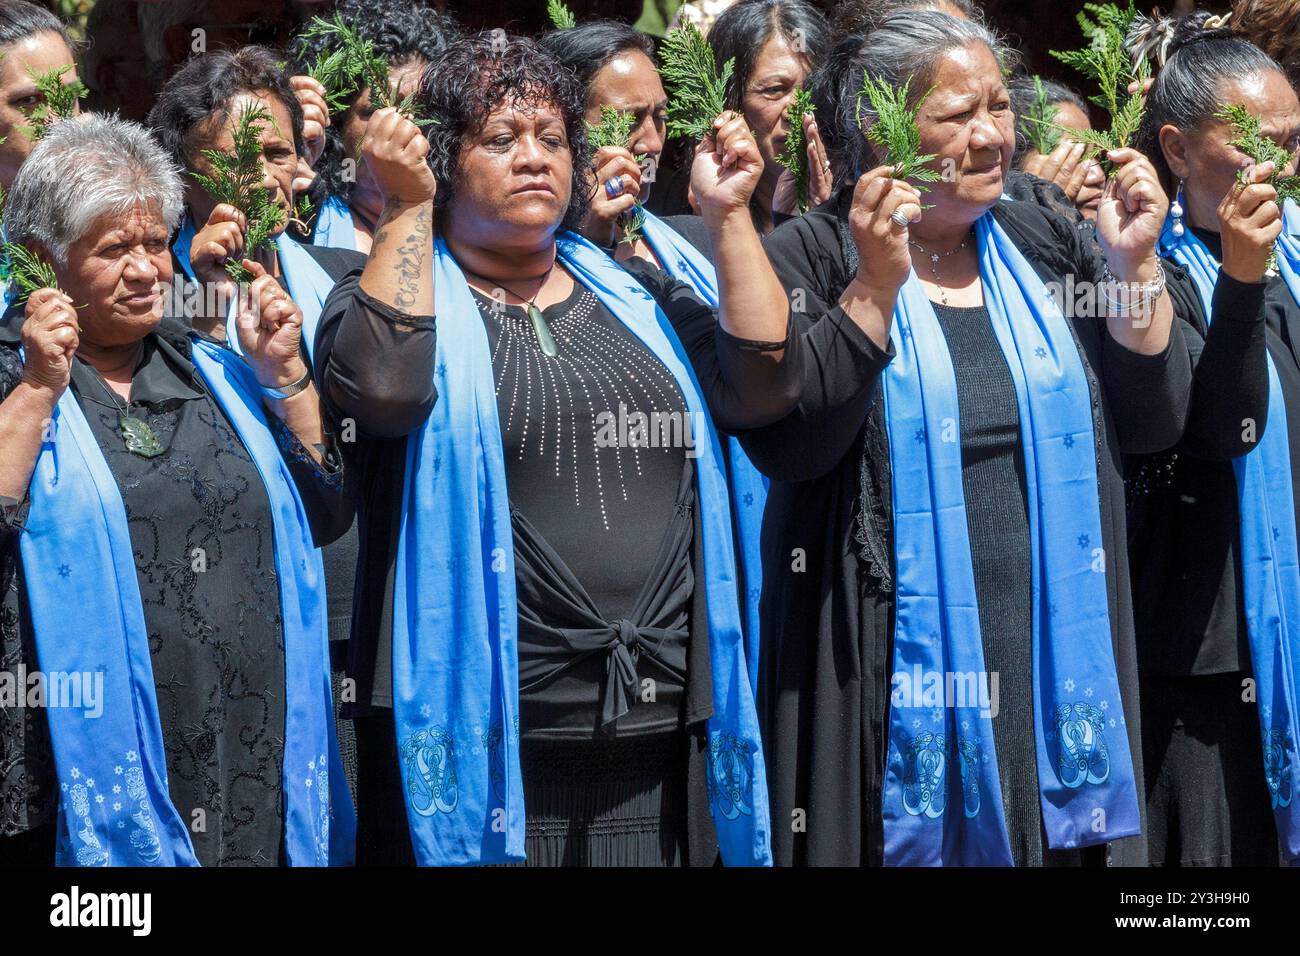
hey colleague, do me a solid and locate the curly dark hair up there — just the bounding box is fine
[146,45,305,173]
[290,0,461,201]
[419,31,592,234]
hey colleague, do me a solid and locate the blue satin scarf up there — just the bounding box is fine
[639,209,769,692]
[310,194,360,253]
[881,211,1141,865]
[19,338,355,866]
[1163,214,1300,859]
[172,216,337,365]
[393,232,771,865]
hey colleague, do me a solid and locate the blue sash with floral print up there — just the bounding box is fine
[20,340,355,865]
[640,209,768,691]
[881,211,1141,865]
[1166,216,1300,859]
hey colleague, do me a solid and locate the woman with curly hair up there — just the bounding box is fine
[315,31,796,867]
[288,0,460,254]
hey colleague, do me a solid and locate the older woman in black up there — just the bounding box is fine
[315,33,796,866]
[146,48,367,790]
[752,11,1193,866]
[1129,22,1298,866]
[0,115,353,866]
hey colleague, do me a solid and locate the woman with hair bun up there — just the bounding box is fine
[1132,15,1300,866]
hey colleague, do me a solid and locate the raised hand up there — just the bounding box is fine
[191,203,248,288]
[361,107,435,208]
[847,164,924,296]
[291,75,332,166]
[234,261,307,388]
[583,145,642,246]
[20,288,79,394]
[1095,147,1169,281]
[1023,138,1091,202]
[1219,160,1283,284]
[691,111,764,220]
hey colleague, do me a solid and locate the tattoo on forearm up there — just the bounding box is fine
[392,204,432,312]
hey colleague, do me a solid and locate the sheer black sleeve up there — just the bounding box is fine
[736,210,895,482]
[314,268,437,440]
[621,256,801,432]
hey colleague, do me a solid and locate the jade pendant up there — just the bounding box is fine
[528,303,558,357]
[119,414,164,458]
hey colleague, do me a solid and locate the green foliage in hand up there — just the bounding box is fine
[586,107,647,246]
[1217,102,1300,271]
[189,104,287,284]
[857,75,941,189]
[1049,1,1147,173]
[776,87,816,212]
[295,13,433,127]
[660,21,734,142]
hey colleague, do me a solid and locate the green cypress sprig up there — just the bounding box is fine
[547,0,577,29]
[776,87,816,213]
[189,104,287,284]
[1217,102,1300,271]
[18,65,87,142]
[0,182,64,303]
[295,14,433,128]
[856,76,941,189]
[660,21,734,142]
[1019,75,1063,156]
[1049,1,1147,174]
[585,106,647,246]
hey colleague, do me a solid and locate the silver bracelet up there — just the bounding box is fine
[260,366,313,400]
[1100,260,1166,317]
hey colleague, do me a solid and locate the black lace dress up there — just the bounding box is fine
[0,320,352,866]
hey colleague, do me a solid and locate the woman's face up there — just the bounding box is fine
[186,90,298,235]
[0,32,80,190]
[586,50,667,201]
[56,203,173,348]
[446,97,573,251]
[911,42,1015,233]
[1162,70,1300,232]
[740,31,812,186]
[340,58,426,218]
[1053,100,1105,218]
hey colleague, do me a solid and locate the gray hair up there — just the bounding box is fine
[822,10,1020,189]
[6,113,184,267]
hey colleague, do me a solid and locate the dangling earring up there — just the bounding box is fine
[1171,180,1185,237]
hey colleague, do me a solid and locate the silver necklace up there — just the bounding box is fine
[909,232,972,307]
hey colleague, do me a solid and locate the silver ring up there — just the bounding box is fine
[890,209,911,228]
[604,175,625,200]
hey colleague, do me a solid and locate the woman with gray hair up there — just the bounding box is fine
[752,10,1195,866]
[0,114,355,866]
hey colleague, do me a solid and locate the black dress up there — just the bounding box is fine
[748,188,1194,866]
[314,255,800,866]
[1126,227,1282,865]
[0,319,353,866]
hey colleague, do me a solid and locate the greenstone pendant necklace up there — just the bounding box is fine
[477,259,560,357]
[86,366,164,458]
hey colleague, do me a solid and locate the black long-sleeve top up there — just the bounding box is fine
[315,253,801,735]
[1126,226,1275,677]
[746,189,1195,867]
[0,315,353,865]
